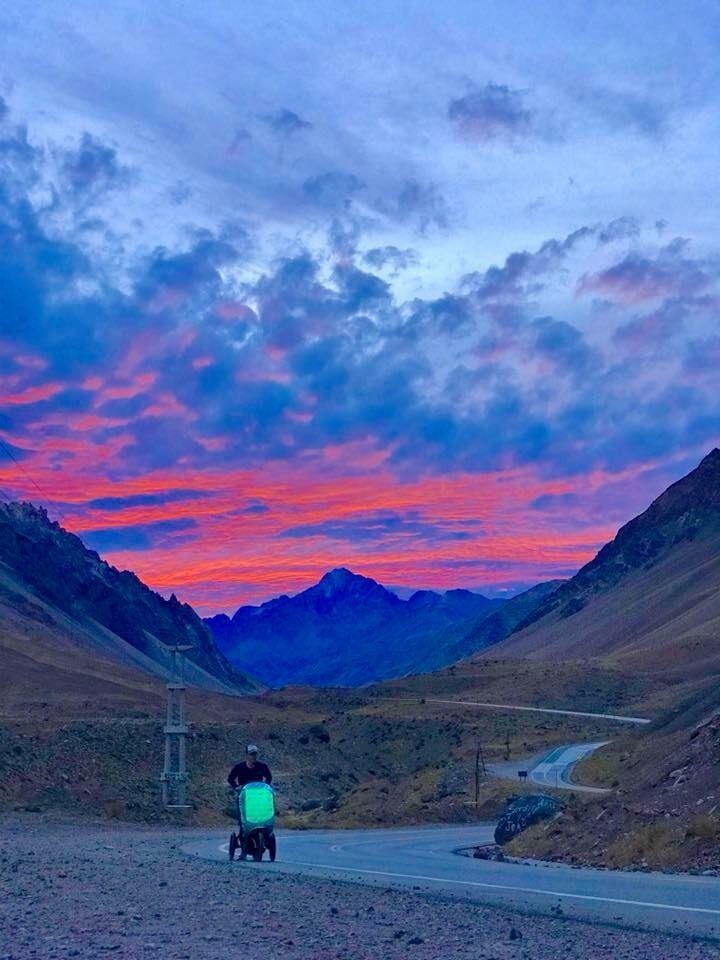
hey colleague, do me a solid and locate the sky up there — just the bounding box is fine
[1,1,720,615]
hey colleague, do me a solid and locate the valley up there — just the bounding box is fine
[3,12,719,955]
[2,451,720,880]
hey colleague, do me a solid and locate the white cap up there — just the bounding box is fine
[246,743,259,754]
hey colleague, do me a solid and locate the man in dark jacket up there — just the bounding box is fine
[228,744,273,860]
[228,743,272,789]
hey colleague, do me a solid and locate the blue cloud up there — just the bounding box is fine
[86,490,210,510]
[82,518,197,552]
[396,179,449,232]
[448,83,534,144]
[60,132,135,200]
[578,85,669,138]
[281,511,483,543]
[262,109,312,136]
[530,493,580,510]
[303,171,364,209]
[363,246,417,272]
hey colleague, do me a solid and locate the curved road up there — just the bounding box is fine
[384,697,651,725]
[528,741,611,794]
[184,742,720,940]
[184,825,720,938]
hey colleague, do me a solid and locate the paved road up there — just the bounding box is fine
[407,698,651,725]
[185,741,717,938]
[184,824,720,939]
[528,741,611,794]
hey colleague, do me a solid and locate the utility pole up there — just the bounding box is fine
[160,644,194,809]
[475,741,487,811]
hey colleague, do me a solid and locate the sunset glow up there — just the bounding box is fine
[2,4,720,614]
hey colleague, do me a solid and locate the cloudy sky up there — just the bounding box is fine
[1,1,719,614]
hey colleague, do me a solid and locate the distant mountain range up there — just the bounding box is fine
[0,502,261,698]
[206,568,561,686]
[496,448,720,686]
[7,447,720,706]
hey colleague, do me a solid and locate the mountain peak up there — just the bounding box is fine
[319,567,357,587]
[693,447,720,484]
[315,567,382,598]
[640,447,720,522]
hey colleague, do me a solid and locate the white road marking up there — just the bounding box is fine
[420,699,651,725]
[276,860,720,916]
[529,741,611,792]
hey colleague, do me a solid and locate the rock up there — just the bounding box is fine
[472,846,493,860]
[309,724,331,744]
[494,794,563,845]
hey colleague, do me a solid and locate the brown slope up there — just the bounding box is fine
[0,501,263,698]
[494,449,720,680]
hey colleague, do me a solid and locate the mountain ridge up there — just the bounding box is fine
[0,501,261,696]
[206,567,557,686]
[495,449,720,674]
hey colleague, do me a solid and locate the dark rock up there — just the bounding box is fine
[494,794,563,845]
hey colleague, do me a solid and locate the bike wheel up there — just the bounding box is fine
[252,834,264,862]
[229,832,238,861]
[267,833,277,862]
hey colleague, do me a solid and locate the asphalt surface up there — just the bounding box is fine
[528,741,611,794]
[184,824,720,939]
[185,742,720,939]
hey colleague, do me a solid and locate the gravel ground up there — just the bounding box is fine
[0,814,718,960]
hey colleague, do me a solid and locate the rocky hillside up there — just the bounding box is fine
[0,501,261,696]
[207,567,507,686]
[491,451,720,872]
[496,449,720,680]
[508,681,720,872]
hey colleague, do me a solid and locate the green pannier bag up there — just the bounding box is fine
[238,782,275,829]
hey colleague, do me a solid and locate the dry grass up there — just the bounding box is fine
[572,740,634,788]
[605,821,682,869]
[685,814,720,841]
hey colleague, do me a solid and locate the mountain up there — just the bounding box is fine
[207,568,507,686]
[443,580,565,662]
[496,449,720,682]
[0,501,261,698]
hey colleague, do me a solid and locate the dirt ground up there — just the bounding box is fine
[1,814,718,960]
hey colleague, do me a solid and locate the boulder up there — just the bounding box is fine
[494,794,563,845]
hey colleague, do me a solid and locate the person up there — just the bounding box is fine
[228,743,273,789]
[228,744,273,860]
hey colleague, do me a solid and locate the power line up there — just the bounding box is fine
[0,436,63,520]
